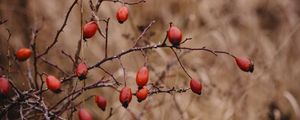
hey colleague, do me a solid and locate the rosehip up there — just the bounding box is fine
[75,62,88,80]
[136,66,149,88]
[119,87,132,108]
[190,79,202,95]
[116,6,128,24]
[136,86,148,102]
[46,75,61,93]
[168,26,182,46]
[15,48,32,61]
[83,21,98,39]
[235,57,254,73]
[0,76,10,97]
[95,95,107,111]
[78,108,93,120]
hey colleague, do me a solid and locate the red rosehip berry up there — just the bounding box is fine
[95,95,107,111]
[136,66,149,88]
[235,57,254,73]
[75,62,88,80]
[168,26,182,46]
[136,86,148,102]
[83,21,98,39]
[190,79,202,95]
[15,48,32,61]
[119,87,132,108]
[46,75,61,93]
[78,108,93,120]
[116,6,128,24]
[0,76,10,97]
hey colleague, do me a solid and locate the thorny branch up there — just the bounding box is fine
[0,0,239,119]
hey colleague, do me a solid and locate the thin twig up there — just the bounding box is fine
[37,0,78,58]
[171,48,193,79]
[105,18,110,58]
[133,20,156,47]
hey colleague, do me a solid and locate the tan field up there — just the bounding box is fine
[0,0,300,120]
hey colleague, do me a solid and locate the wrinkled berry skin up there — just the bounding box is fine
[83,21,98,39]
[119,87,132,108]
[78,108,93,120]
[136,67,149,88]
[76,62,88,80]
[190,79,202,95]
[46,75,61,93]
[15,48,32,61]
[136,86,148,102]
[116,6,129,24]
[235,57,254,73]
[0,76,10,97]
[95,95,107,111]
[168,26,182,46]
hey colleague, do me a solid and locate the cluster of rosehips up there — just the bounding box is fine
[0,5,255,120]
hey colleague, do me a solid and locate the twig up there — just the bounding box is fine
[105,108,114,120]
[105,18,110,58]
[37,0,78,58]
[97,66,121,85]
[61,50,75,64]
[40,58,67,75]
[171,48,192,79]
[133,20,156,47]
[103,0,146,5]
[117,58,126,86]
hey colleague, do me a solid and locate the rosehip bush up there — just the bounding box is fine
[0,0,256,119]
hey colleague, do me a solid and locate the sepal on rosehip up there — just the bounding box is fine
[95,95,107,111]
[136,66,149,88]
[116,6,129,24]
[15,48,32,61]
[235,57,254,73]
[119,87,132,108]
[136,86,148,102]
[78,108,93,120]
[75,62,88,80]
[190,79,203,95]
[46,75,62,93]
[0,76,10,97]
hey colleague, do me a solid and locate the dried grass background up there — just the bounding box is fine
[1,0,300,120]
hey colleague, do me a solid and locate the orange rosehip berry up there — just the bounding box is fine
[168,26,182,46]
[190,79,202,95]
[46,75,61,93]
[95,95,107,111]
[83,21,98,39]
[235,57,254,73]
[119,87,132,108]
[136,66,149,88]
[116,6,129,24]
[136,86,148,102]
[15,48,32,61]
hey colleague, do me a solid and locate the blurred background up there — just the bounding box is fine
[1,0,300,120]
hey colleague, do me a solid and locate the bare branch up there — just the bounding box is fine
[37,0,78,58]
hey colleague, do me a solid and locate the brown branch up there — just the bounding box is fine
[105,107,114,120]
[149,86,190,95]
[98,66,121,85]
[117,58,126,86]
[105,18,110,58]
[50,79,117,111]
[171,48,193,79]
[133,20,156,47]
[103,0,146,5]
[40,58,67,75]
[37,0,78,58]
[61,50,75,64]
